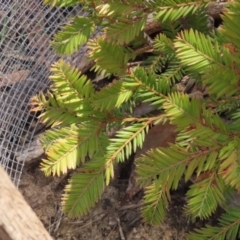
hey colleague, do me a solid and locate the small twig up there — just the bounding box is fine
[47,204,63,234]
[70,213,106,233]
[129,216,142,227]
[119,202,143,211]
[127,61,144,67]
[143,32,154,47]
[116,217,126,240]
[79,213,106,229]
[106,222,118,239]
[63,220,84,224]
[53,210,63,233]
[183,78,196,94]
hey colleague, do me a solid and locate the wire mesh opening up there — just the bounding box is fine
[0,1,82,186]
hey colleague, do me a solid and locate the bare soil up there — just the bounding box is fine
[18,158,197,240]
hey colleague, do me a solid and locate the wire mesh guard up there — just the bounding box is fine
[0,1,81,186]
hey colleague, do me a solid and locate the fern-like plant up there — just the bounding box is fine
[32,0,240,238]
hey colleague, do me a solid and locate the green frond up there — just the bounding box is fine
[216,97,240,116]
[90,80,139,111]
[105,121,151,185]
[32,92,82,127]
[110,121,150,160]
[62,154,107,218]
[89,38,132,75]
[184,148,219,181]
[33,60,98,126]
[174,29,222,72]
[63,171,105,218]
[220,2,240,52]
[188,206,240,240]
[164,92,200,128]
[185,174,225,219]
[164,92,229,137]
[50,60,95,100]
[202,65,240,99]
[36,0,240,233]
[155,2,209,23]
[219,139,240,188]
[34,88,97,127]
[231,108,240,120]
[136,143,188,190]
[161,21,182,39]
[96,0,156,17]
[153,33,175,54]
[131,67,171,103]
[144,53,169,73]
[142,182,169,225]
[229,109,240,131]
[230,120,240,133]
[51,16,95,55]
[43,0,80,7]
[114,96,138,117]
[41,125,107,176]
[41,126,76,151]
[96,3,137,17]
[183,6,211,34]
[160,59,185,85]
[144,33,180,74]
[105,16,147,45]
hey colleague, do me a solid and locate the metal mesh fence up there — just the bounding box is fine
[0,1,82,186]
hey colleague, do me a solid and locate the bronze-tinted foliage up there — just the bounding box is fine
[35,0,240,238]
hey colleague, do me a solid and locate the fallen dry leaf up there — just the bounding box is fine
[0,70,30,86]
[126,121,177,198]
